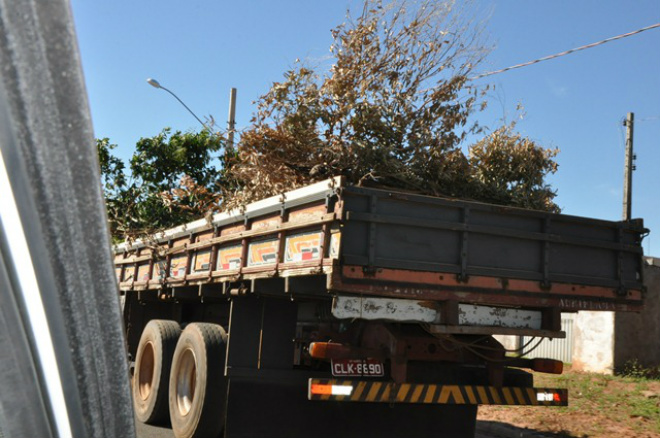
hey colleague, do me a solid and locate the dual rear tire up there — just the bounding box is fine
[133,320,181,424]
[169,323,228,438]
[132,320,227,438]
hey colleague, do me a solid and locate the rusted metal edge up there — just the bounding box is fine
[341,256,643,292]
[329,270,642,312]
[338,265,643,301]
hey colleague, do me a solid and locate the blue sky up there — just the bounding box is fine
[71,0,659,256]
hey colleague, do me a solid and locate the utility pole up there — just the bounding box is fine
[622,112,635,221]
[227,88,237,149]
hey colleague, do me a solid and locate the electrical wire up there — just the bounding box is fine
[420,323,550,361]
[444,334,545,359]
[431,332,548,363]
[471,22,660,80]
[464,337,546,363]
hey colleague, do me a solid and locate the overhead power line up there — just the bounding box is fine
[471,22,660,80]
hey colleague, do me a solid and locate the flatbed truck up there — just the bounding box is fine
[115,177,647,438]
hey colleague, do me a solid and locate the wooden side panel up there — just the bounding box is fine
[222,223,246,236]
[196,231,214,242]
[252,214,281,231]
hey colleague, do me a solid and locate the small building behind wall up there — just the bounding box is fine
[614,256,660,371]
[572,257,660,374]
[496,257,660,374]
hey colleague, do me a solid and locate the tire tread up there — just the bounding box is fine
[133,319,181,424]
[169,322,227,438]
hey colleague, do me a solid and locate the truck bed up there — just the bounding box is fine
[115,177,647,322]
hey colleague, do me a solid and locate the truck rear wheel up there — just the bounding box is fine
[169,323,228,438]
[133,320,181,424]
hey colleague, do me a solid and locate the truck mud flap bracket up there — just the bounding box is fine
[308,379,567,406]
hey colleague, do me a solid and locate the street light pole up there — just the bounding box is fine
[227,88,237,149]
[146,78,210,130]
[622,112,635,221]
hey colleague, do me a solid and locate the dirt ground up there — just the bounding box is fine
[477,369,660,438]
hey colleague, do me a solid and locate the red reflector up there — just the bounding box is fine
[554,393,562,402]
[309,342,352,360]
[531,358,563,374]
[309,342,328,359]
[310,384,332,395]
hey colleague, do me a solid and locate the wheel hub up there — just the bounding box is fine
[138,341,155,401]
[175,347,197,416]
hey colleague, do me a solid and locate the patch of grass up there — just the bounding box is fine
[616,359,660,380]
[479,367,660,438]
[549,370,660,435]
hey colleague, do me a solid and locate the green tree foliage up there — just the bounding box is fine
[97,129,231,241]
[225,0,559,212]
[97,137,126,195]
[130,128,222,191]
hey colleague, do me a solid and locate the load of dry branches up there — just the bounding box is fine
[222,0,559,213]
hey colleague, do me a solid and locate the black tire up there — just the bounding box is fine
[169,323,228,438]
[133,320,181,424]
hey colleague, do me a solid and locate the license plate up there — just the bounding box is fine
[331,359,385,377]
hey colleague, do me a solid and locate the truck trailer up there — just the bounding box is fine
[115,177,647,438]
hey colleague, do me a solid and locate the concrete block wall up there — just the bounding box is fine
[614,257,660,370]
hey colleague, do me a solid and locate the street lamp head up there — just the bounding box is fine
[145,77,209,130]
[146,78,161,89]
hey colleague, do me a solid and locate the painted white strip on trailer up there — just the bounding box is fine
[333,296,439,323]
[0,151,73,438]
[458,304,542,329]
[332,296,542,329]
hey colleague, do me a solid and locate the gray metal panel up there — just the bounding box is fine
[226,297,262,370]
[339,185,646,291]
[468,234,541,273]
[470,208,542,233]
[375,223,462,267]
[549,243,617,279]
[259,298,298,370]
